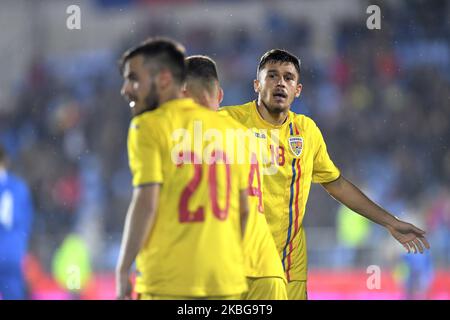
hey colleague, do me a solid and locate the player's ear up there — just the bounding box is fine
[181,82,189,97]
[253,79,260,93]
[218,87,224,105]
[158,69,172,90]
[295,82,302,98]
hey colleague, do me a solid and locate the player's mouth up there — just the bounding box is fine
[272,91,288,102]
[125,96,137,108]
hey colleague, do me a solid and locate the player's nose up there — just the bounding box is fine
[121,81,132,98]
[276,78,286,87]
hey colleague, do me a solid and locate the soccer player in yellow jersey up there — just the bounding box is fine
[221,49,430,300]
[183,55,224,111]
[115,38,251,300]
[184,55,287,300]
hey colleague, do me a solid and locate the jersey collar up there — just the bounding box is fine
[250,100,293,129]
[159,98,197,110]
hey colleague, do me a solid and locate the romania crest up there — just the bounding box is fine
[288,136,303,157]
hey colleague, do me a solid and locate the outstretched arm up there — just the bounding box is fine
[115,184,160,299]
[321,175,430,253]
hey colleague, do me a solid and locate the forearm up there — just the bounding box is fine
[116,188,157,275]
[322,176,398,228]
[116,206,143,275]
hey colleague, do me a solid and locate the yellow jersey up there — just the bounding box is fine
[127,98,249,296]
[218,112,286,282]
[221,101,340,281]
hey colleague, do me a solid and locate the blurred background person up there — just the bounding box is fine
[334,204,371,269]
[0,144,34,299]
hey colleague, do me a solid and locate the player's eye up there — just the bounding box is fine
[127,73,138,81]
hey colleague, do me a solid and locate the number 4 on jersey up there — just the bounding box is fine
[248,153,263,213]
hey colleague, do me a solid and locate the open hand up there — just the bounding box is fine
[387,219,430,254]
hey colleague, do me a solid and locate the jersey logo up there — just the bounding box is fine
[288,136,303,157]
[254,131,266,139]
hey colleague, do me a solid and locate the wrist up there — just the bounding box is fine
[384,215,401,229]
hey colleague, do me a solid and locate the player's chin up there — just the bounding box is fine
[131,103,147,116]
[269,100,290,113]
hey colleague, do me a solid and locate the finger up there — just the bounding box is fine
[407,241,416,254]
[412,241,419,254]
[403,243,410,253]
[418,236,430,249]
[411,242,418,254]
[413,238,424,254]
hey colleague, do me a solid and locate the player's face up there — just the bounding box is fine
[254,62,302,114]
[121,55,159,116]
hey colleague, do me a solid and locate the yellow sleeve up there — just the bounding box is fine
[240,152,251,192]
[218,108,231,118]
[127,116,163,187]
[232,129,250,192]
[231,120,253,191]
[311,123,340,183]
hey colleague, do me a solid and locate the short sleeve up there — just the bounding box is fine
[240,160,251,192]
[127,116,163,187]
[311,123,340,183]
[233,132,250,191]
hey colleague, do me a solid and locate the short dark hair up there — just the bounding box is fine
[257,49,301,80]
[120,37,187,84]
[186,55,219,82]
[185,55,219,93]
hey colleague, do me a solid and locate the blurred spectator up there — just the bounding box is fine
[401,251,434,300]
[0,144,33,299]
[425,188,450,266]
[334,204,371,268]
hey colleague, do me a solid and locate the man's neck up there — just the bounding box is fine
[159,88,184,106]
[256,99,289,126]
